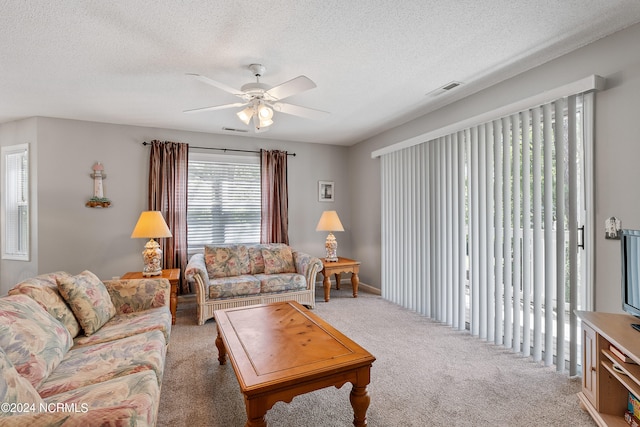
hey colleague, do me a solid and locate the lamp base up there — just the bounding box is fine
[141,238,163,277]
[324,232,339,263]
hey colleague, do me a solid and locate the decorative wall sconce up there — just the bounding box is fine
[85,162,112,208]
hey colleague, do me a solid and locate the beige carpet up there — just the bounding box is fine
[157,286,596,426]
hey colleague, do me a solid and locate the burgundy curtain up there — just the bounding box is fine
[148,140,189,294]
[260,150,289,244]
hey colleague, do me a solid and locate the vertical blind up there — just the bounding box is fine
[187,155,260,252]
[380,93,593,373]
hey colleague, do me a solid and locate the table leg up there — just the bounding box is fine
[215,326,226,365]
[245,396,268,427]
[351,272,359,298]
[335,273,342,290]
[170,282,177,325]
[323,273,331,302]
[350,383,371,427]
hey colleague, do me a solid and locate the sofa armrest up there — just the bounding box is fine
[103,278,170,314]
[186,253,210,307]
[292,251,324,290]
[185,253,209,286]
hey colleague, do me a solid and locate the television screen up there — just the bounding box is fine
[622,229,640,317]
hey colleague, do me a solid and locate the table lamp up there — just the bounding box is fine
[131,211,172,276]
[316,210,344,262]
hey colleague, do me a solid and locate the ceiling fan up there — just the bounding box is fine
[184,64,328,132]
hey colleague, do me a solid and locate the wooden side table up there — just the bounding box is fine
[121,269,180,325]
[319,257,361,302]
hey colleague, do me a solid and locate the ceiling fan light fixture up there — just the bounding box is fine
[236,106,254,125]
[258,104,273,120]
[259,117,274,128]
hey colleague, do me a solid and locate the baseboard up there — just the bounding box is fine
[358,282,381,295]
[315,278,381,295]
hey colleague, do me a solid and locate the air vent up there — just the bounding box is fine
[426,81,464,97]
[222,127,249,133]
[442,81,461,91]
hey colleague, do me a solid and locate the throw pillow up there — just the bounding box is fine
[0,345,44,416]
[57,270,116,336]
[8,271,81,338]
[261,245,296,274]
[0,295,73,389]
[204,245,250,278]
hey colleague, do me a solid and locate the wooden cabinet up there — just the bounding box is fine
[577,311,640,426]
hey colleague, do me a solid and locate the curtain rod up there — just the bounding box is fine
[142,141,296,156]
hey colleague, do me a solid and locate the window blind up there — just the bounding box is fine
[187,155,260,252]
[2,144,29,261]
[380,91,594,374]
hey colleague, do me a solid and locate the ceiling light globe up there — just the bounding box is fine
[258,105,273,120]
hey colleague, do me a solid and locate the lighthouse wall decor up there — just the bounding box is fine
[86,162,112,208]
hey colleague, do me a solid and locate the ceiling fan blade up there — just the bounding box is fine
[272,102,329,120]
[266,75,316,100]
[183,102,247,114]
[186,73,245,96]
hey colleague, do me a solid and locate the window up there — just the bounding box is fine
[2,143,29,261]
[187,153,260,253]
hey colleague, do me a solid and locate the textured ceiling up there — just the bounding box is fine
[2,1,640,146]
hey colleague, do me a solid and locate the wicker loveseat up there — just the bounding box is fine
[185,243,323,325]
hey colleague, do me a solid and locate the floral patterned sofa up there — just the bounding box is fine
[0,270,171,426]
[185,243,323,325]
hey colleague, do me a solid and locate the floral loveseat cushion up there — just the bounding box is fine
[205,245,251,278]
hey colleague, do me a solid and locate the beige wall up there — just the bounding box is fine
[0,117,350,294]
[349,22,640,313]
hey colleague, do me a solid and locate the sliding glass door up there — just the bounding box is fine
[380,93,593,374]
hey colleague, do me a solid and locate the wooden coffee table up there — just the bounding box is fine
[214,301,375,427]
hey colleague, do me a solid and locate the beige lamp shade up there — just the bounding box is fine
[315,210,345,232]
[131,211,172,239]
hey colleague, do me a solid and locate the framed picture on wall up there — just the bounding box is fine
[318,181,334,202]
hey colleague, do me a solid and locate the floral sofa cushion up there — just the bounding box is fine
[73,306,172,348]
[38,330,166,398]
[248,245,266,274]
[57,270,116,336]
[0,346,44,417]
[8,271,81,338]
[209,275,261,299]
[255,273,307,294]
[0,295,73,389]
[43,370,160,427]
[205,245,251,278]
[261,245,296,274]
